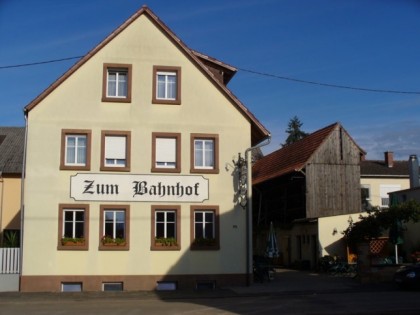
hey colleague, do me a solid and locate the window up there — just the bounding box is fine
[61,283,82,292]
[152,133,181,173]
[361,184,371,210]
[151,206,180,250]
[190,206,219,250]
[103,282,123,292]
[190,134,219,174]
[101,131,131,172]
[99,205,130,250]
[152,66,181,105]
[380,185,401,208]
[156,281,177,291]
[60,129,91,171]
[102,63,132,102]
[58,204,89,250]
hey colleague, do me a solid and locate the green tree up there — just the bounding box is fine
[283,116,308,146]
[343,200,420,251]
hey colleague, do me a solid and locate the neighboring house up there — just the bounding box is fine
[360,151,410,210]
[21,6,269,292]
[252,123,364,269]
[389,155,420,261]
[0,127,24,247]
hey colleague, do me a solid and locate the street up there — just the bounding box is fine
[0,288,419,314]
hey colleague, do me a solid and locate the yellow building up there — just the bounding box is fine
[21,6,269,292]
[360,152,410,210]
[0,127,24,247]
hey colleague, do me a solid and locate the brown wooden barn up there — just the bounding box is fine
[252,122,365,269]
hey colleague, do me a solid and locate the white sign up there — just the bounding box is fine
[70,173,209,203]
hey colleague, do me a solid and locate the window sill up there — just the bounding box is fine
[60,165,91,171]
[151,167,181,173]
[152,99,181,105]
[101,96,131,103]
[100,166,131,172]
[190,168,219,174]
[57,242,88,251]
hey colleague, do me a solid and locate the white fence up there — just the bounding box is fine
[0,248,20,274]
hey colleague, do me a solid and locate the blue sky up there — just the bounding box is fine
[1,0,420,160]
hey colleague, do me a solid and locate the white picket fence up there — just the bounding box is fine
[0,248,20,274]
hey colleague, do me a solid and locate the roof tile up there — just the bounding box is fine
[253,123,339,184]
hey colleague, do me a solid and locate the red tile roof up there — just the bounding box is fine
[253,123,340,185]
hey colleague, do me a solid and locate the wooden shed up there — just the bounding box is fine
[252,123,365,267]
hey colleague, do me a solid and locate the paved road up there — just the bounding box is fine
[1,289,419,315]
[1,269,417,314]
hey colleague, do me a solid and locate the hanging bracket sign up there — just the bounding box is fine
[70,173,209,203]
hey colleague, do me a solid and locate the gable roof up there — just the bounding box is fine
[0,127,25,175]
[23,6,269,146]
[253,122,364,185]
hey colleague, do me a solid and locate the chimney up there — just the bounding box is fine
[409,155,419,188]
[384,151,394,168]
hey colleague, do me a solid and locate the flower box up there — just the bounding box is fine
[101,236,126,246]
[154,237,178,247]
[61,237,85,246]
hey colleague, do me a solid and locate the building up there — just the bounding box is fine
[21,6,269,292]
[360,151,410,210]
[252,123,364,268]
[388,155,420,260]
[0,127,24,247]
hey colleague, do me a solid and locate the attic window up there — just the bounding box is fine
[152,66,181,105]
[0,135,5,146]
[102,63,132,103]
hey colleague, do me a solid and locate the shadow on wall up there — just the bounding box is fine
[155,161,250,290]
[1,210,21,247]
[324,238,348,261]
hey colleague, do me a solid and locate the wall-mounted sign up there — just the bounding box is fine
[70,173,209,203]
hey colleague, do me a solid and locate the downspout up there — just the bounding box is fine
[244,135,271,286]
[19,112,29,287]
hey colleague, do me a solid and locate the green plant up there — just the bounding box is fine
[61,237,85,245]
[343,200,420,251]
[155,237,178,246]
[3,230,19,247]
[193,237,216,246]
[102,236,126,245]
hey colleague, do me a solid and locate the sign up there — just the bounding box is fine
[70,173,209,203]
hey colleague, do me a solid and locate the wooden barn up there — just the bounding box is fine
[252,123,365,269]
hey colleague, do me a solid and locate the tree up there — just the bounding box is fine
[342,200,420,251]
[283,116,308,146]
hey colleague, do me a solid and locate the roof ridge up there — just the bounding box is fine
[260,122,339,159]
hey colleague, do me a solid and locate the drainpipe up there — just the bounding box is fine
[244,135,271,286]
[19,113,29,286]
